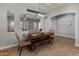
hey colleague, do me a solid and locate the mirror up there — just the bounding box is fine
[7,11,15,32]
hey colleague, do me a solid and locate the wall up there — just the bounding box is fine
[75,4,79,47]
[0,3,79,49]
[0,4,27,49]
[0,3,44,50]
[51,19,56,33]
[45,4,77,32]
[48,13,75,39]
[49,17,56,33]
[47,4,79,47]
[45,4,78,46]
[56,13,75,38]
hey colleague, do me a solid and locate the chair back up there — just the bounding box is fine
[15,32,21,45]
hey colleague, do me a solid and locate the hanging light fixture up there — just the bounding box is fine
[20,14,27,21]
[38,13,46,17]
[27,3,47,18]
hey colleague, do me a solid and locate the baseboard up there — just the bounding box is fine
[0,43,18,50]
[75,44,79,47]
[55,34,75,39]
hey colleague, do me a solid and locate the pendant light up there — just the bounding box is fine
[20,14,27,21]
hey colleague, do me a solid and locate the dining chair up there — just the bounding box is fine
[15,32,31,56]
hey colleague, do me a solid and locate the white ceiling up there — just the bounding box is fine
[44,3,65,12]
[18,3,66,19]
[0,3,76,14]
[0,3,66,19]
[0,3,65,13]
[23,3,66,13]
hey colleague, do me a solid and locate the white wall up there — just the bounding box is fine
[75,4,79,47]
[0,3,79,49]
[45,4,77,32]
[45,4,78,46]
[51,20,56,33]
[49,13,75,39]
[48,4,79,47]
[56,13,75,38]
[50,18,56,33]
[0,3,45,49]
[0,4,27,48]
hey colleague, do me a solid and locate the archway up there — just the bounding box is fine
[51,13,75,39]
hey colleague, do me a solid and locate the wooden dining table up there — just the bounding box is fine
[23,32,55,51]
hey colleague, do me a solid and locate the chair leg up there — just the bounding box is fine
[52,38,54,42]
[31,44,36,51]
[19,47,22,56]
[49,39,53,45]
[51,41,53,45]
[34,45,36,50]
[18,45,20,51]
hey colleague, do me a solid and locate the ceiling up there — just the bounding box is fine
[0,3,66,19]
[24,3,65,13]
[0,3,76,14]
[0,3,66,14]
[19,3,66,19]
